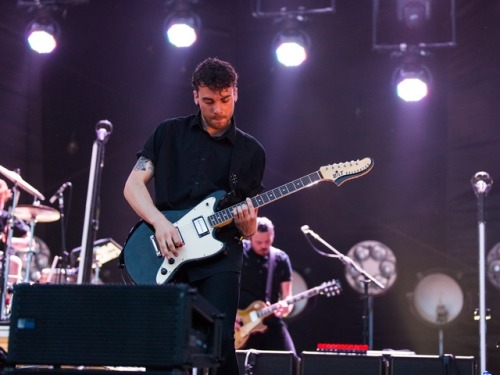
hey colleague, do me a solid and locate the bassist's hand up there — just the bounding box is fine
[233,197,258,237]
[152,215,183,258]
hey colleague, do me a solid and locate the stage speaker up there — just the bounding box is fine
[236,350,298,375]
[300,352,385,375]
[390,355,476,375]
[7,283,223,370]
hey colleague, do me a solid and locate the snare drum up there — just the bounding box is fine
[0,251,23,285]
[39,268,78,284]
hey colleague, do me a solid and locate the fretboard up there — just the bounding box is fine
[208,170,323,227]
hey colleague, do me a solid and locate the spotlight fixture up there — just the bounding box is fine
[163,0,200,48]
[392,50,432,102]
[252,0,335,67]
[409,271,464,326]
[344,240,397,296]
[25,13,59,54]
[273,16,310,67]
[17,0,89,54]
[487,242,500,289]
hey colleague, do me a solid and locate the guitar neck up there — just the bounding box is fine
[209,170,323,227]
[257,285,324,319]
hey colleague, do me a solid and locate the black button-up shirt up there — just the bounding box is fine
[139,111,266,280]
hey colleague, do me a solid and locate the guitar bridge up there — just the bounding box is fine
[150,235,161,257]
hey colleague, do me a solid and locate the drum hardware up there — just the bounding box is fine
[0,165,56,320]
[13,205,59,282]
[13,204,60,284]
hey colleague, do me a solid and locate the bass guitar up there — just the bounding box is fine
[122,158,374,285]
[235,279,342,349]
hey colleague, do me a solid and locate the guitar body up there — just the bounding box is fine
[234,279,342,349]
[123,191,227,285]
[235,300,270,349]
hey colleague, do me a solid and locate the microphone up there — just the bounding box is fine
[49,182,72,204]
[301,225,311,234]
[95,119,113,142]
[471,171,493,196]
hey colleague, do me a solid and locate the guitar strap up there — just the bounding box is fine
[228,130,245,202]
[265,247,276,303]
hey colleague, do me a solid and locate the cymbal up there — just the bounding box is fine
[14,204,60,223]
[0,165,45,201]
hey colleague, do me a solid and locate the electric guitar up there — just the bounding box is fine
[234,279,342,349]
[122,157,374,285]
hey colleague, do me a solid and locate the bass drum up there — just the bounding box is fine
[15,236,52,282]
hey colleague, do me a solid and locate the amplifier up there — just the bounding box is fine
[236,350,298,375]
[390,354,476,375]
[300,351,386,375]
[7,283,223,370]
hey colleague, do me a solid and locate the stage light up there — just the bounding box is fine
[252,1,335,67]
[392,55,432,102]
[344,240,397,296]
[410,271,464,326]
[397,0,430,29]
[273,17,310,68]
[164,12,200,48]
[274,30,309,67]
[18,0,89,54]
[373,0,456,50]
[26,15,59,54]
[164,0,200,48]
[487,242,500,289]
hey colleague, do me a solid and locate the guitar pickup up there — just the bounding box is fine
[192,216,210,237]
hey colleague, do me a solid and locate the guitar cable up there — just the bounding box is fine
[243,349,259,375]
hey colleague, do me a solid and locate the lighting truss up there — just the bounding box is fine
[252,0,335,18]
[17,0,89,10]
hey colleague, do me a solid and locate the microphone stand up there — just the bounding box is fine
[303,227,384,348]
[471,171,492,375]
[77,120,113,284]
[56,191,69,269]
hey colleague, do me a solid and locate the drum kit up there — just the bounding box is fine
[0,165,76,319]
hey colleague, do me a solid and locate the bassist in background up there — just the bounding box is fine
[236,217,296,354]
[123,57,266,375]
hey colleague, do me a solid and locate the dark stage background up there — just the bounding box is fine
[1,0,500,372]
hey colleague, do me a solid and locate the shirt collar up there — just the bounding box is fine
[190,111,237,144]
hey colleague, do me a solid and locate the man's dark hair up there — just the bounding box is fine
[192,57,238,91]
[256,217,274,233]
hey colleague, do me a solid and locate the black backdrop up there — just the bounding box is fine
[1,0,499,372]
